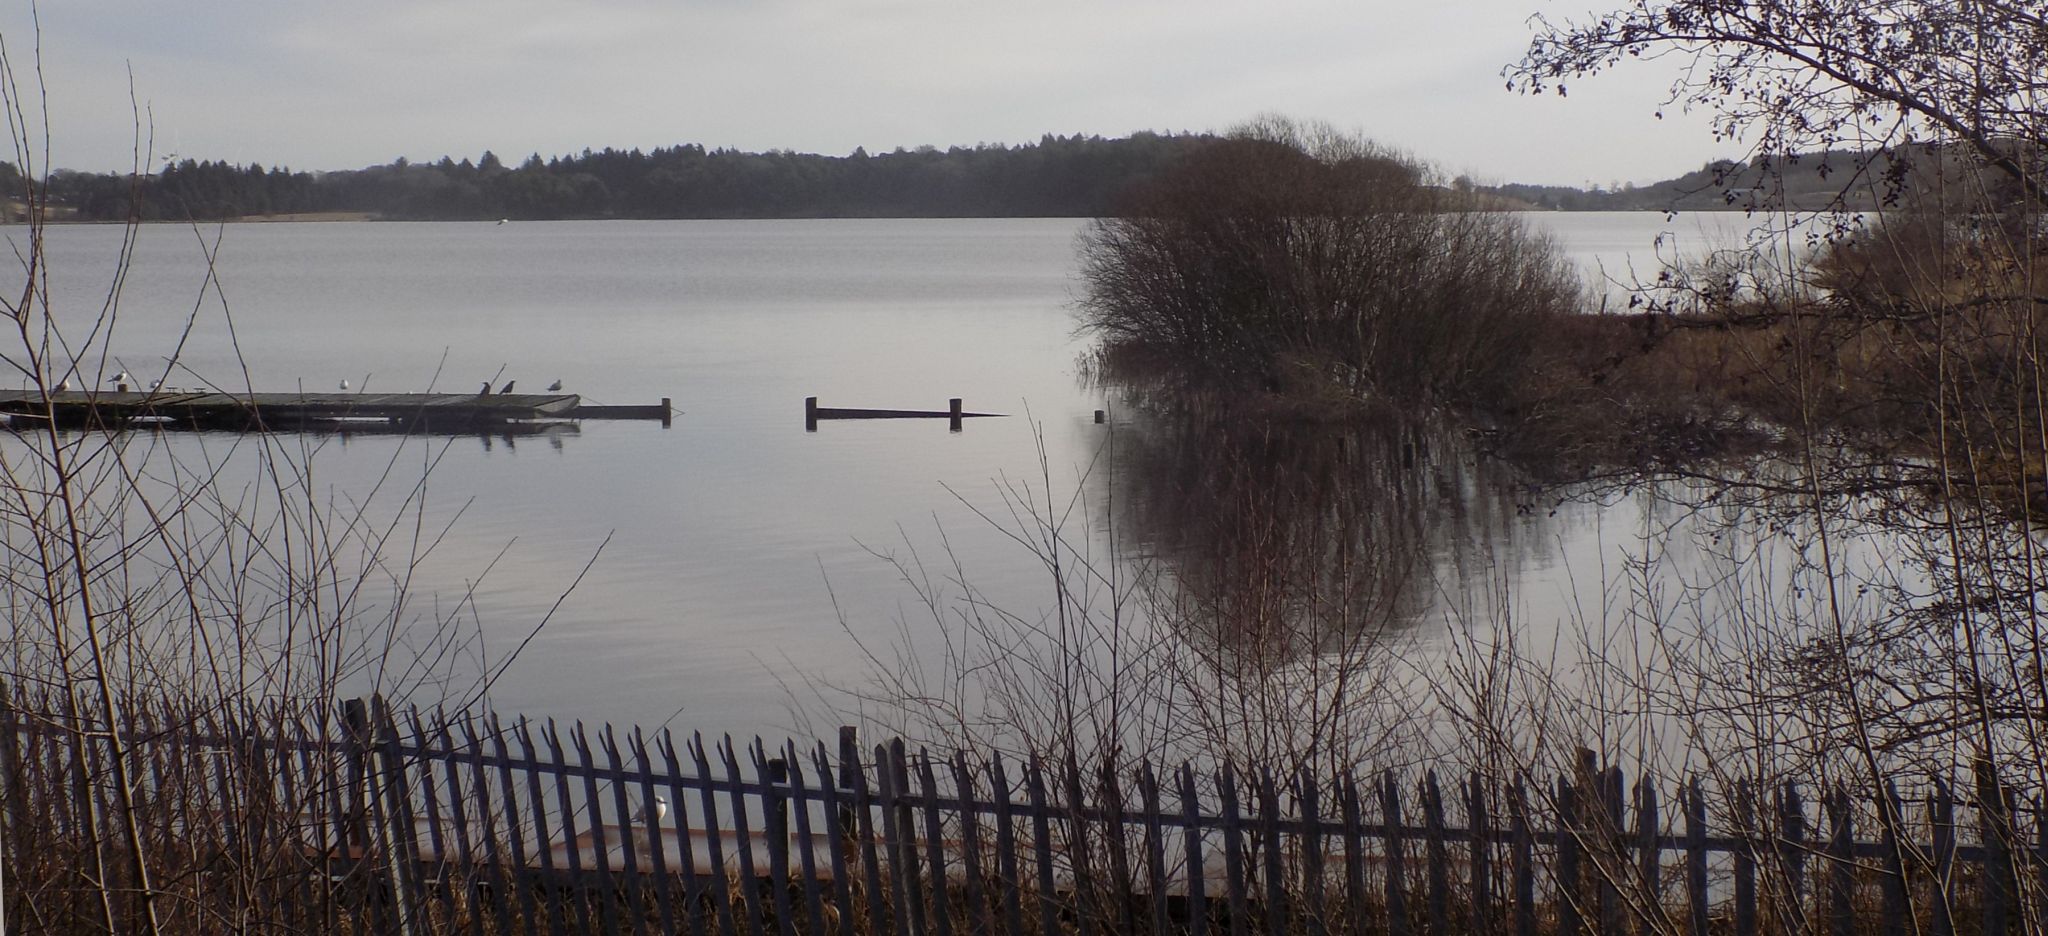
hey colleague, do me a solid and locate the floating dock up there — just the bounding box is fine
[0,390,672,431]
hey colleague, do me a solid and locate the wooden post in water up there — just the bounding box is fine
[806,397,819,432]
[1094,410,1105,424]
[949,398,962,433]
[662,397,672,428]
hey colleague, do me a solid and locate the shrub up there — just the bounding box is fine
[1076,118,1582,409]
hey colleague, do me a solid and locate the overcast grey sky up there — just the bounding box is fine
[18,1,1738,187]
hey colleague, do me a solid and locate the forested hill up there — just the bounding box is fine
[18,133,1969,221]
[1474,145,2006,212]
[34,132,1219,222]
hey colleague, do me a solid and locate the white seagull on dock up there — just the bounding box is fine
[338,378,350,391]
[110,371,129,386]
[546,379,563,392]
[636,796,668,825]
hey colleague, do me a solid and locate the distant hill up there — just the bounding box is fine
[7,135,2006,222]
[26,133,1226,223]
[1480,145,2015,212]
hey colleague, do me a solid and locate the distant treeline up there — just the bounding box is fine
[8,133,1984,221]
[28,132,1223,222]
[1475,145,2017,212]
[1475,157,1850,211]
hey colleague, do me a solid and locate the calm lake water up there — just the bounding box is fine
[5,212,1852,743]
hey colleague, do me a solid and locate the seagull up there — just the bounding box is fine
[498,379,516,394]
[338,378,350,391]
[110,371,129,386]
[148,380,161,392]
[546,379,563,392]
[479,381,493,396]
[636,796,668,825]
[55,378,70,391]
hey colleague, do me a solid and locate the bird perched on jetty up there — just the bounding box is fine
[55,378,70,391]
[338,378,350,391]
[498,379,516,394]
[546,379,563,392]
[110,371,129,386]
[636,796,667,825]
[479,381,492,396]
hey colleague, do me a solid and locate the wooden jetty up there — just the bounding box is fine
[804,396,1003,432]
[0,390,673,431]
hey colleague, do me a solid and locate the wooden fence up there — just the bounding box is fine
[1,692,2044,934]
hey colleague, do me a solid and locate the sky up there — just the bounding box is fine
[13,0,1743,188]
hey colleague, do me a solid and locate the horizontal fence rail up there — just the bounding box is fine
[1,692,2044,934]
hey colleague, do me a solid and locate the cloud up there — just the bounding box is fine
[2,0,1739,186]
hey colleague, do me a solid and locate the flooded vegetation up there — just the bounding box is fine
[1077,119,1580,411]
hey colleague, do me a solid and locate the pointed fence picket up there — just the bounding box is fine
[1,691,2047,934]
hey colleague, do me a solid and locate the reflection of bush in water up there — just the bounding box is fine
[1110,409,1532,657]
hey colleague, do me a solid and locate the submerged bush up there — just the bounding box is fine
[1077,118,1582,408]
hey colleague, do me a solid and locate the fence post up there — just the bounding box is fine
[1827,785,1853,936]
[1511,778,1534,936]
[1218,765,1251,936]
[1423,772,1449,934]
[2035,796,2048,933]
[1975,757,2018,936]
[1733,781,1756,936]
[1259,771,1288,936]
[1382,771,1410,936]
[344,697,417,936]
[1556,774,1583,936]
[1298,770,1328,936]
[0,688,36,903]
[1684,779,1707,936]
[1880,782,1908,936]
[1778,781,1808,936]
[768,753,792,840]
[892,741,927,936]
[1063,753,1097,936]
[1340,776,1366,936]
[764,749,796,936]
[1599,766,1625,936]
[836,726,860,874]
[1634,776,1660,936]
[1467,773,1493,935]
[1932,779,1957,936]
[375,698,429,936]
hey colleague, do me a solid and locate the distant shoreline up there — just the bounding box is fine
[0,206,1802,228]
[11,207,1766,226]
[229,211,378,223]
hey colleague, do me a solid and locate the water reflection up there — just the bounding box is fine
[1107,406,1541,656]
[19,419,584,452]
